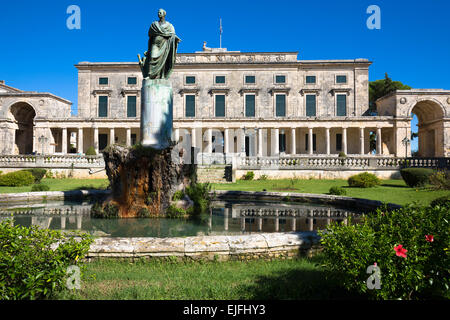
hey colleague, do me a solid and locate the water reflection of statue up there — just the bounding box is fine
[139,9,181,79]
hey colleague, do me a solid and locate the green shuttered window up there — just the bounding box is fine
[185,95,195,117]
[336,94,347,116]
[276,95,286,117]
[215,95,225,117]
[306,76,316,84]
[127,96,137,118]
[99,77,108,85]
[306,95,316,117]
[98,96,108,117]
[245,95,255,117]
[245,75,255,84]
[186,76,196,84]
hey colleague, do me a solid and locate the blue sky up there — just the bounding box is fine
[1,0,450,151]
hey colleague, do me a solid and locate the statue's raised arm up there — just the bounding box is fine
[141,8,181,79]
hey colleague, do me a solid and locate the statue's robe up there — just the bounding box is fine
[144,21,180,79]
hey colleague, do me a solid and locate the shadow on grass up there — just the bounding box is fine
[237,256,365,300]
[380,183,409,188]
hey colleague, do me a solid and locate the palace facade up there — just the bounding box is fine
[1,47,449,161]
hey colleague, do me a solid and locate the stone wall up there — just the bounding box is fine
[86,232,321,262]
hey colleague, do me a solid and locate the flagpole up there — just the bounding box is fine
[220,18,222,49]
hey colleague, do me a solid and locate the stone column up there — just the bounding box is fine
[191,128,197,148]
[62,127,68,154]
[291,127,296,155]
[126,128,132,147]
[77,215,82,230]
[342,127,347,155]
[325,127,330,155]
[224,128,229,154]
[258,128,263,157]
[308,218,314,231]
[275,209,279,232]
[241,217,245,232]
[273,128,279,156]
[257,217,263,231]
[308,127,313,155]
[206,128,212,154]
[376,127,382,155]
[240,129,246,155]
[174,128,180,144]
[359,127,365,155]
[291,218,296,231]
[78,128,83,154]
[224,208,230,231]
[109,128,115,146]
[61,216,66,230]
[93,127,99,154]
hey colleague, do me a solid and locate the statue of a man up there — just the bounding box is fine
[140,9,181,79]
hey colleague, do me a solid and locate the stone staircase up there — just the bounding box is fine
[196,165,232,183]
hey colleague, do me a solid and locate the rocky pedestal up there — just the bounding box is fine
[140,78,173,150]
[100,144,195,218]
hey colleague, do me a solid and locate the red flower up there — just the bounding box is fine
[425,235,434,243]
[394,244,407,258]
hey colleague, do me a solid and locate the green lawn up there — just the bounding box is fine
[211,179,450,206]
[0,177,448,206]
[56,255,361,300]
[0,178,109,194]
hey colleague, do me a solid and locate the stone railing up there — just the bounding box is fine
[0,155,105,169]
[236,156,450,170]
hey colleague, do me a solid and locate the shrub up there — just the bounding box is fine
[137,208,151,218]
[428,170,450,190]
[338,152,347,158]
[329,186,347,196]
[259,174,269,181]
[90,203,119,219]
[166,205,189,219]
[85,146,97,156]
[319,204,449,300]
[0,219,92,300]
[242,171,255,181]
[400,168,434,188]
[0,171,35,187]
[185,183,212,216]
[22,169,47,183]
[172,190,185,201]
[31,184,50,192]
[347,172,381,188]
[430,195,450,208]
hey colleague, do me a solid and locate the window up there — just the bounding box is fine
[215,76,226,84]
[245,94,255,117]
[127,96,137,118]
[127,77,137,85]
[185,95,195,117]
[98,96,108,117]
[275,94,286,117]
[336,94,347,116]
[306,95,316,117]
[245,75,255,84]
[305,76,316,84]
[305,134,317,151]
[131,134,137,146]
[99,77,108,85]
[336,133,342,151]
[336,75,347,83]
[215,95,225,117]
[185,76,196,84]
[275,75,286,84]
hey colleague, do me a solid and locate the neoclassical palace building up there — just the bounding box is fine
[1,47,449,167]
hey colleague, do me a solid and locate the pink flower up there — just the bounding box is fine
[394,244,407,258]
[425,235,434,243]
[374,262,377,267]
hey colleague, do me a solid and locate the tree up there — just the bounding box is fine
[369,73,412,112]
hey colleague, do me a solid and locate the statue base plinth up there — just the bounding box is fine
[140,78,173,150]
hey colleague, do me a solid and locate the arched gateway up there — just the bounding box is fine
[8,102,36,154]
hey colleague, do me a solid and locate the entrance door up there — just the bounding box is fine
[99,134,108,151]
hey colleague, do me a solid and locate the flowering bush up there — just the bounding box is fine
[319,203,449,299]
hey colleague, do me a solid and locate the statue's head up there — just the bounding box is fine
[158,9,166,19]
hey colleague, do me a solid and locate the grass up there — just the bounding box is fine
[211,179,450,206]
[0,177,447,206]
[56,255,362,300]
[0,178,109,194]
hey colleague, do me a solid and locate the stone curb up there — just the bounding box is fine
[0,189,110,203]
[86,232,321,260]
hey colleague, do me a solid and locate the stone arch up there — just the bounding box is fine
[409,99,445,157]
[8,101,36,154]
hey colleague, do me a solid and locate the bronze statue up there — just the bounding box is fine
[139,9,181,79]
